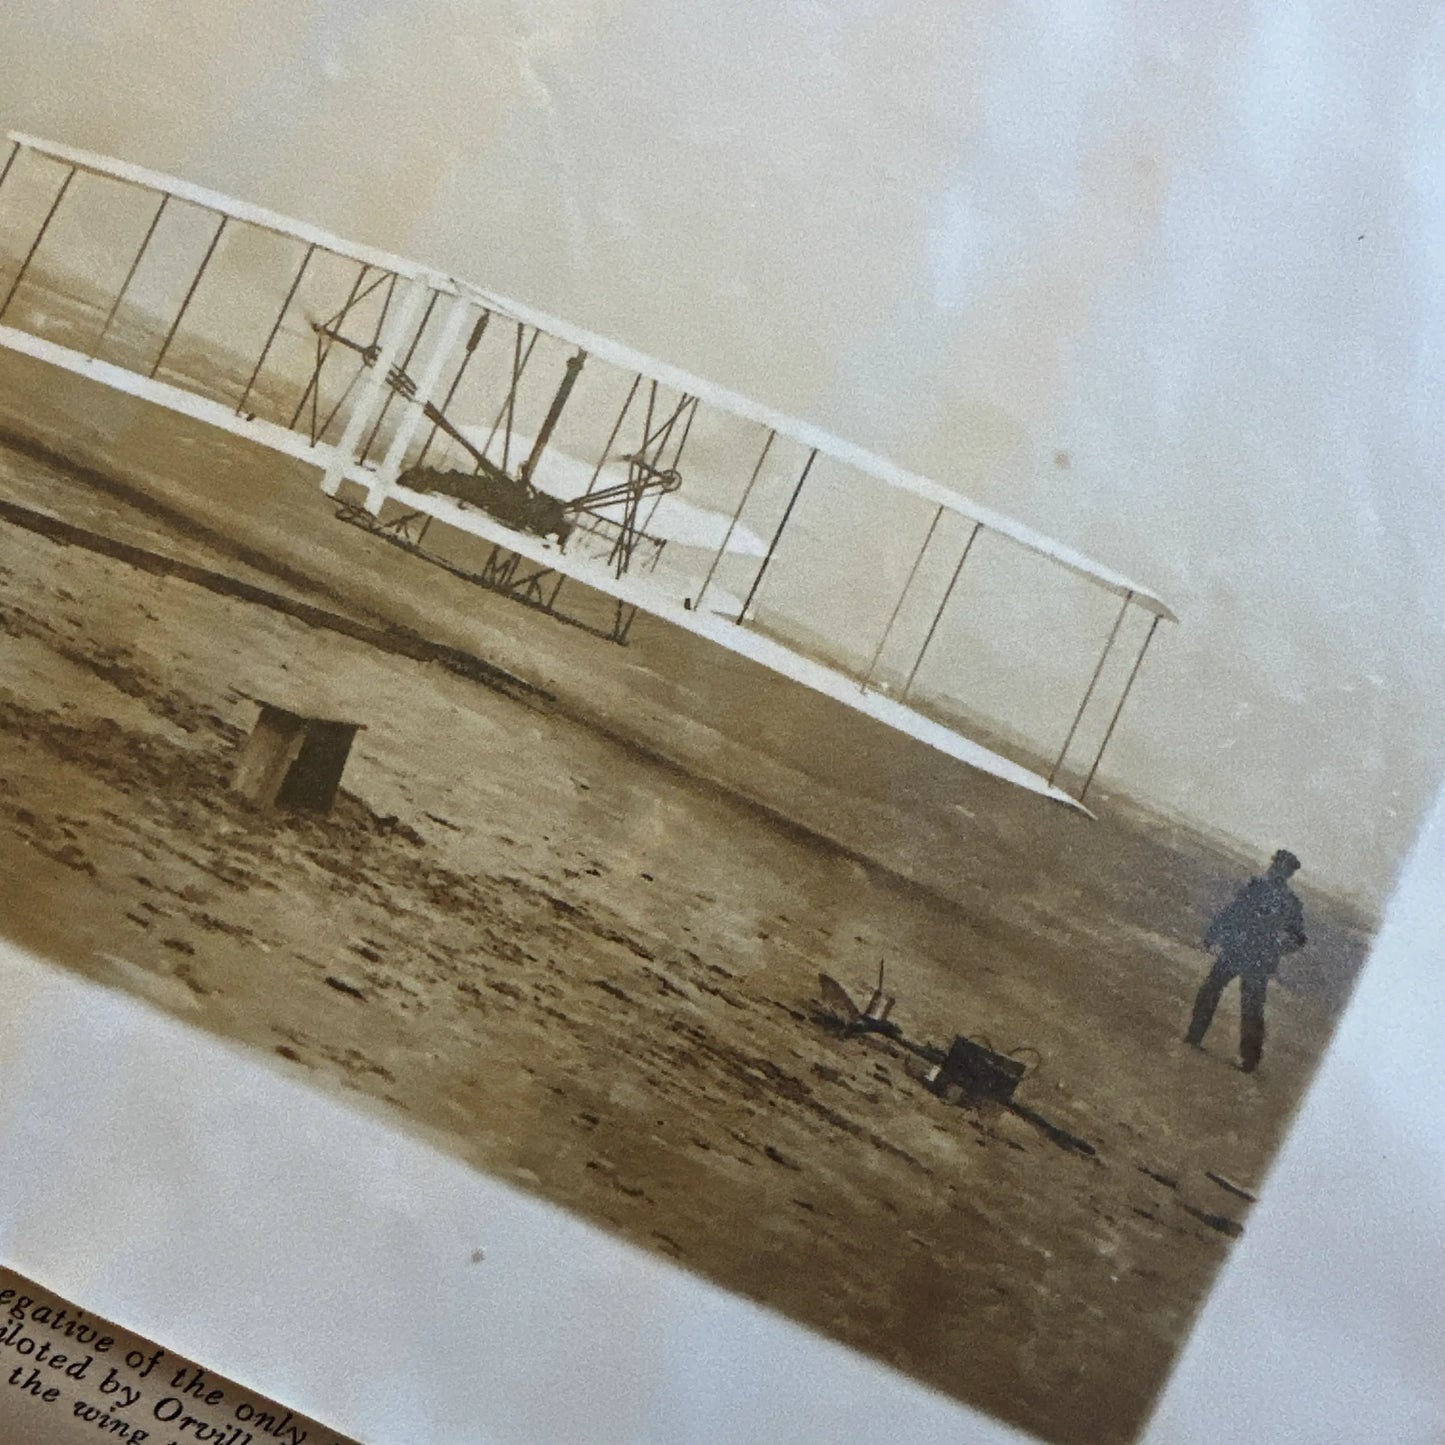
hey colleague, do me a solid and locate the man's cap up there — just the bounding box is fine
[1271,848,1301,873]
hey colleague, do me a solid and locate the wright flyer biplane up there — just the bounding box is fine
[0,133,1176,811]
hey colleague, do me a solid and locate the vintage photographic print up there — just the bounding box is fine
[0,8,1431,1443]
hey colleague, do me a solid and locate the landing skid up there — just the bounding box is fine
[333,500,640,644]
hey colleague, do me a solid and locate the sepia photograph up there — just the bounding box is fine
[0,6,1438,1443]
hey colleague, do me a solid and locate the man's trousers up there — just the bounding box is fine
[1186,957,1268,1071]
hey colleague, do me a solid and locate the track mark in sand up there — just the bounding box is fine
[590,977,631,1003]
[29,838,98,875]
[643,967,690,1001]
[190,910,255,942]
[1178,1202,1243,1239]
[325,976,367,1001]
[1137,1165,1178,1190]
[173,963,211,997]
[4,797,101,875]
[1204,1169,1257,1203]
[318,1044,395,1083]
[763,996,810,1024]
[696,979,746,1008]
[586,1158,651,1202]
[273,1027,394,1085]
[5,593,236,737]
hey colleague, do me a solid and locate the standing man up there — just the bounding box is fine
[1185,849,1307,1073]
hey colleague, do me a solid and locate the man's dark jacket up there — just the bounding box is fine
[1203,876,1306,977]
